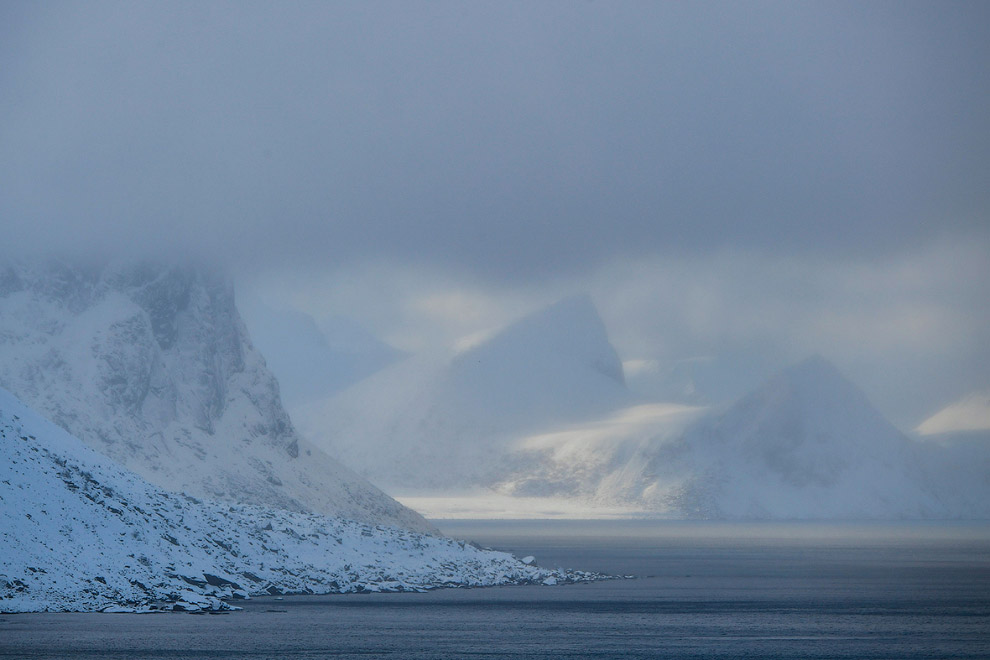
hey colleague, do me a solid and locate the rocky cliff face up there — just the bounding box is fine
[0,260,431,532]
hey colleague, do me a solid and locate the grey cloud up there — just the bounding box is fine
[2,1,988,279]
[587,240,990,428]
[4,1,987,429]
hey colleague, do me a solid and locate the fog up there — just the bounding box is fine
[2,0,988,428]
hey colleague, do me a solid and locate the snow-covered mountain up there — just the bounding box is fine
[0,387,597,613]
[237,295,403,408]
[469,357,979,520]
[0,261,429,532]
[294,294,631,491]
[633,356,951,518]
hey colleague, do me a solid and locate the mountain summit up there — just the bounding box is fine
[0,260,430,531]
[645,356,946,518]
[295,294,630,491]
[444,293,627,426]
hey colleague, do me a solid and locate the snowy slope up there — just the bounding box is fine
[295,295,631,491]
[0,261,429,532]
[635,357,951,518]
[917,390,990,436]
[444,294,627,425]
[495,403,706,503]
[0,388,600,613]
[913,391,990,517]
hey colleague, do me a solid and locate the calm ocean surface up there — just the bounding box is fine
[2,520,988,659]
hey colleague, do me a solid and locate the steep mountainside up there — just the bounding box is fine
[0,387,594,612]
[0,261,429,532]
[295,295,631,491]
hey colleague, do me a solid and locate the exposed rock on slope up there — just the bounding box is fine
[0,387,597,613]
[295,294,631,491]
[0,261,429,532]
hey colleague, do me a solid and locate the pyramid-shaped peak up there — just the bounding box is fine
[779,354,849,387]
[732,354,888,434]
[535,293,599,320]
[473,294,608,352]
[771,355,860,400]
[452,293,625,387]
[673,354,943,519]
[457,294,622,382]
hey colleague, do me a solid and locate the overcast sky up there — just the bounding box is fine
[2,1,988,427]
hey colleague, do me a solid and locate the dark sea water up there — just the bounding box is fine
[2,520,988,659]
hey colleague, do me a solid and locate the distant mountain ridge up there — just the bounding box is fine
[0,260,430,531]
[294,292,979,519]
[422,356,986,519]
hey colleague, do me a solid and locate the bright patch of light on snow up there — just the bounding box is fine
[621,359,659,378]
[453,328,499,354]
[917,391,990,435]
[514,403,704,453]
[397,403,706,519]
[395,492,648,520]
